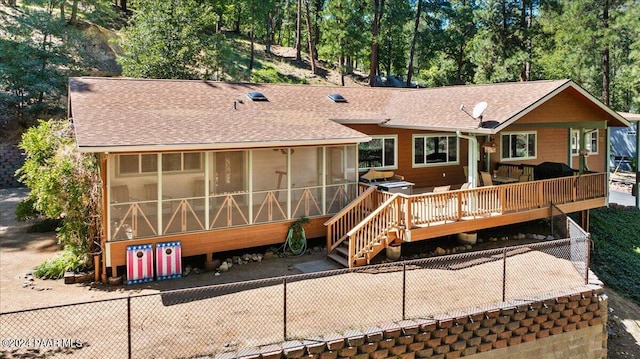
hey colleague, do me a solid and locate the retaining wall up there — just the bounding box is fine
[244,286,607,359]
[0,144,24,188]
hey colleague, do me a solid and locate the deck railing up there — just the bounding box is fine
[347,194,400,265]
[326,172,606,266]
[324,185,379,252]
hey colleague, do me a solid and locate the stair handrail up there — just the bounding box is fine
[325,185,379,252]
[346,193,400,266]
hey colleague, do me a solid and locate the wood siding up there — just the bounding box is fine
[346,124,470,188]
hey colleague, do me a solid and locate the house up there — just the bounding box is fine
[68,77,630,279]
[611,112,639,171]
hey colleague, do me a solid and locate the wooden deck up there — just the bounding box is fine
[325,172,607,267]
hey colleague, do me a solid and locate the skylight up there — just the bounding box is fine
[246,91,268,101]
[328,93,347,103]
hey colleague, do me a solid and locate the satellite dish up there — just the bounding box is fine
[472,101,488,119]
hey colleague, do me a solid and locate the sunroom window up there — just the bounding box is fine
[501,132,537,161]
[413,134,458,166]
[358,135,397,170]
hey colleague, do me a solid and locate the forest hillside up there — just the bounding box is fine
[1,0,639,141]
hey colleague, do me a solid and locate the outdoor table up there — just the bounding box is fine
[492,175,519,185]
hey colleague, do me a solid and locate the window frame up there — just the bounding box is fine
[116,152,203,177]
[358,135,398,171]
[412,133,460,168]
[500,131,537,162]
[571,129,598,155]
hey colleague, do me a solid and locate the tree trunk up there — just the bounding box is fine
[249,29,255,71]
[120,0,127,12]
[601,0,610,105]
[295,0,302,61]
[304,0,317,74]
[234,5,242,33]
[266,14,272,54]
[60,2,65,22]
[369,0,380,87]
[69,0,79,25]
[406,0,422,87]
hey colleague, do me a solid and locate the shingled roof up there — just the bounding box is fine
[69,77,629,152]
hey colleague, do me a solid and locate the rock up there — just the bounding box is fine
[264,251,276,259]
[226,258,233,264]
[465,244,472,250]
[256,254,263,262]
[243,254,251,262]
[233,256,242,265]
[313,246,322,252]
[214,272,220,276]
[546,235,555,241]
[205,259,221,272]
[193,268,201,274]
[184,265,192,276]
[218,261,229,272]
[517,233,526,240]
[435,247,446,256]
[501,236,509,241]
[477,238,484,243]
[489,237,498,242]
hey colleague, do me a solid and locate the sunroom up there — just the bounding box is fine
[107,146,359,241]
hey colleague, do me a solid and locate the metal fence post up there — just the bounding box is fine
[502,249,507,302]
[402,263,406,320]
[585,237,591,285]
[283,277,287,341]
[127,296,132,359]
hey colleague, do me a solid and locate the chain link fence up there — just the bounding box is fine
[1,238,590,359]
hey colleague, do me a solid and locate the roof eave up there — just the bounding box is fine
[76,137,372,153]
[382,123,496,135]
[493,80,632,132]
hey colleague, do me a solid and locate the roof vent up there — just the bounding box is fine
[328,93,347,103]
[246,91,268,101]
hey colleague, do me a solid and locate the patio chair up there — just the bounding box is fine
[497,166,509,177]
[510,168,523,179]
[480,172,493,186]
[110,185,130,203]
[460,182,471,190]
[519,174,530,182]
[433,185,451,193]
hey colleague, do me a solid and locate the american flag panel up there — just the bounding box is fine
[156,241,182,281]
[126,244,154,285]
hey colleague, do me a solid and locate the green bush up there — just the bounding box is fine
[34,247,87,279]
[589,207,640,304]
[17,119,102,279]
[15,197,41,221]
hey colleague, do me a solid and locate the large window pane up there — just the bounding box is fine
[359,136,396,170]
[141,154,157,173]
[119,155,138,174]
[501,132,537,160]
[252,148,287,223]
[413,135,458,166]
[162,153,181,171]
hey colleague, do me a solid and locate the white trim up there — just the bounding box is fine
[500,131,538,162]
[412,133,460,168]
[78,138,371,153]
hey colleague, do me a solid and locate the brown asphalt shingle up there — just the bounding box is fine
[70,77,625,152]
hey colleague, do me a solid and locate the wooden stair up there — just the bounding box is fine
[327,244,350,268]
[327,230,398,268]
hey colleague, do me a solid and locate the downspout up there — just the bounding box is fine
[457,131,479,188]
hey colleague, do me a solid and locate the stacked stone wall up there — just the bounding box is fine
[234,287,607,359]
[0,144,24,188]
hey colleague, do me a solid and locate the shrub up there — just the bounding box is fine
[16,119,102,279]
